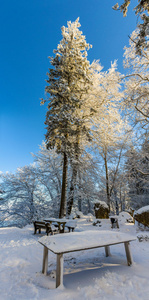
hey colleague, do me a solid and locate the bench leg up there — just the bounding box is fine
[42,246,48,275]
[124,242,133,266]
[56,253,63,288]
[105,245,110,257]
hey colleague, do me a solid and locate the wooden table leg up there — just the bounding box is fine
[62,224,65,233]
[124,242,133,266]
[57,223,60,233]
[42,246,48,275]
[58,222,65,233]
[105,245,110,257]
[56,253,63,288]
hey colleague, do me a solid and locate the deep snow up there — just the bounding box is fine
[0,216,149,300]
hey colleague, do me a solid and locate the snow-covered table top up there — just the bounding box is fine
[38,230,136,254]
[44,218,67,223]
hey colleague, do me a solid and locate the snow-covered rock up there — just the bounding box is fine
[118,212,134,224]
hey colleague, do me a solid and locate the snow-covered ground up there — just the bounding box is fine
[0,216,149,300]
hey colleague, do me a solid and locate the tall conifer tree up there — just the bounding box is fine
[42,18,92,217]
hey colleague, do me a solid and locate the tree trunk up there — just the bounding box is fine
[78,170,82,211]
[67,166,77,215]
[104,152,111,211]
[67,129,80,215]
[78,195,82,211]
[59,152,68,218]
[29,191,35,222]
[87,199,91,213]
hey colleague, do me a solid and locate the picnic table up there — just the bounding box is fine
[44,218,68,233]
[38,230,136,288]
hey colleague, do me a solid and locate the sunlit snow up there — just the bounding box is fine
[0,216,149,300]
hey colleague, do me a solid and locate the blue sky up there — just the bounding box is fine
[0,0,137,173]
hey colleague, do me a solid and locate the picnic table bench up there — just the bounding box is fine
[33,221,54,236]
[65,220,77,232]
[38,230,136,288]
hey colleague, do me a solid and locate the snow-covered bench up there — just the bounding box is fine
[38,230,136,288]
[33,221,54,236]
[65,220,77,232]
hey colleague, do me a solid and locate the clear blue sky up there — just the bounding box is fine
[0,0,137,173]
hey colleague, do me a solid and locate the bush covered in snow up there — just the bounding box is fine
[134,205,149,228]
[94,201,109,219]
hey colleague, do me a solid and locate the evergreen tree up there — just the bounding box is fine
[42,18,92,217]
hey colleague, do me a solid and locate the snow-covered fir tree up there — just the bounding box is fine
[42,18,93,217]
